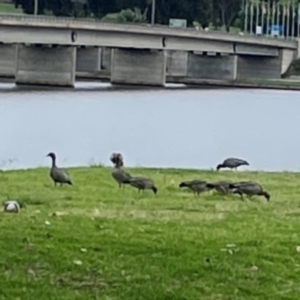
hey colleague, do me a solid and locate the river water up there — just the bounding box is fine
[0,81,299,172]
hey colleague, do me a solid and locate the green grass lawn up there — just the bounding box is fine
[1,166,300,299]
[0,2,22,14]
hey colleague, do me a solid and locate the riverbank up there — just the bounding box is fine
[1,166,300,299]
[1,73,300,91]
[76,73,300,91]
[173,77,300,91]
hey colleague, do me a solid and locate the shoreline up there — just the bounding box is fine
[1,165,300,174]
[0,74,300,91]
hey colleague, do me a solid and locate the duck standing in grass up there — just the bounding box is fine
[216,157,249,171]
[206,181,233,195]
[229,181,270,201]
[110,153,132,188]
[179,180,213,196]
[123,177,158,194]
[46,152,72,186]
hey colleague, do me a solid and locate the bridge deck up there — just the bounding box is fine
[0,14,297,50]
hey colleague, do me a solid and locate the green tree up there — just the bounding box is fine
[102,7,148,23]
[13,0,247,31]
[191,0,214,29]
[13,0,46,14]
[213,0,242,31]
[87,0,118,18]
[46,0,73,16]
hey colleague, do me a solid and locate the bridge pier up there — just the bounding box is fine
[76,47,101,72]
[167,50,188,76]
[0,44,16,77]
[15,45,76,87]
[101,47,112,72]
[187,52,237,80]
[111,48,166,86]
[186,51,283,81]
[280,49,295,75]
[236,55,281,80]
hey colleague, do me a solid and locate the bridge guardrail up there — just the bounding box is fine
[0,13,296,42]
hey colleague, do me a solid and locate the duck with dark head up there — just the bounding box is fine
[110,153,132,188]
[179,180,212,196]
[216,157,249,171]
[229,181,270,202]
[46,152,72,187]
[122,177,158,195]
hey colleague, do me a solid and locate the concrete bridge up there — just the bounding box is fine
[0,14,298,87]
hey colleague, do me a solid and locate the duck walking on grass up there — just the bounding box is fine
[46,152,72,187]
[229,181,270,201]
[179,180,213,196]
[110,153,132,188]
[216,158,249,171]
[123,177,158,194]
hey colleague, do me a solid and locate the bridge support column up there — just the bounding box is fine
[15,45,76,87]
[0,44,16,78]
[186,52,237,80]
[111,48,166,86]
[167,50,188,76]
[76,47,101,72]
[236,55,281,80]
[280,49,295,76]
[101,47,112,72]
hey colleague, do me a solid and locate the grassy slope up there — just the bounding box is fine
[1,167,300,299]
[0,2,22,13]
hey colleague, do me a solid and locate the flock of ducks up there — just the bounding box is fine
[46,152,270,202]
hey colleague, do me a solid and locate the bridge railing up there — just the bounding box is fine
[0,13,296,42]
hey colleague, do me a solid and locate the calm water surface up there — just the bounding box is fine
[0,81,299,171]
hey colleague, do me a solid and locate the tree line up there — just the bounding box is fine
[12,0,300,35]
[12,0,243,30]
